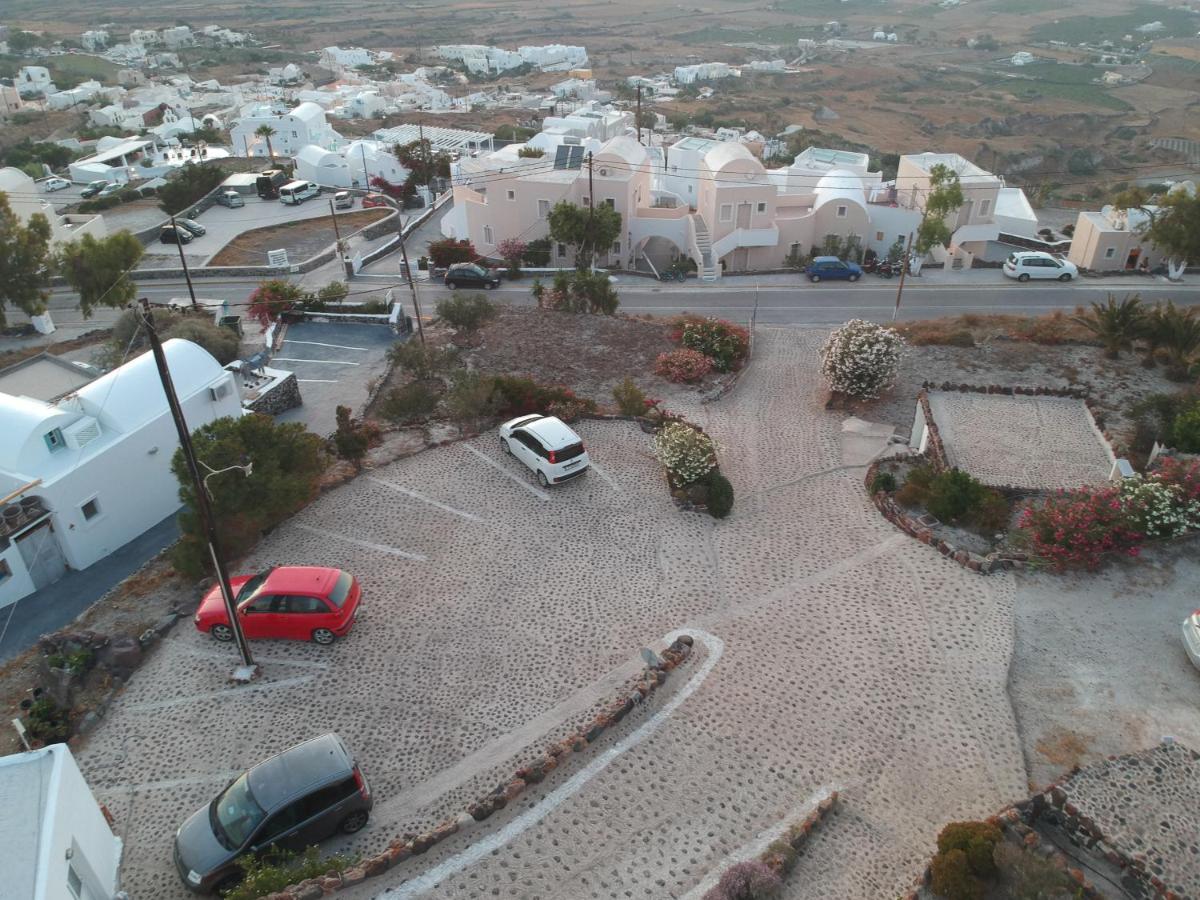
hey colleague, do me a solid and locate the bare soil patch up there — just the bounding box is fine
[207,208,389,267]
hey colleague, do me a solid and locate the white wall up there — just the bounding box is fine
[39,745,123,900]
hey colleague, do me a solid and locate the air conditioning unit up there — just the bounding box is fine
[62,416,101,450]
[210,379,231,402]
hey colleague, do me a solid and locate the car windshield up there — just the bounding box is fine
[328,571,354,608]
[235,569,274,603]
[180,219,198,227]
[210,773,265,849]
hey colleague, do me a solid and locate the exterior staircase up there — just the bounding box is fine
[691,214,719,282]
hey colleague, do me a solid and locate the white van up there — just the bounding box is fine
[279,180,320,205]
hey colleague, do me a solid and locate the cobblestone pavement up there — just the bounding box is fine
[76,328,1027,900]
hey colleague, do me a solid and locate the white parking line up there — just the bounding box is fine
[283,340,370,351]
[271,358,361,366]
[585,459,622,493]
[463,444,551,501]
[293,523,428,560]
[366,477,486,524]
[298,379,340,383]
[371,629,724,899]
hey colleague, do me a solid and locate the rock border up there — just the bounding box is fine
[261,637,697,900]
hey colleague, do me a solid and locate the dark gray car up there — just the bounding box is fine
[173,733,372,894]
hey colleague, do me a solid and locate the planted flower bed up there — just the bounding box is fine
[652,420,734,519]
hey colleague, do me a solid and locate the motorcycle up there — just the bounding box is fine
[876,260,895,279]
[659,268,687,282]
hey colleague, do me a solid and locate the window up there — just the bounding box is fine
[603,198,615,209]
[979,199,990,217]
[582,196,591,206]
[327,571,354,607]
[537,199,550,217]
[719,204,732,222]
[291,131,297,138]
[687,184,693,194]
[506,189,515,201]
[483,225,494,244]
[875,231,884,241]
[612,241,621,254]
[0,559,11,582]
[67,864,82,899]
[287,595,331,613]
[1104,247,1116,259]
[757,202,766,213]
[836,205,847,218]
[255,800,306,845]
[44,429,65,452]
[297,778,357,821]
[244,594,283,614]
[557,243,567,258]
[81,497,100,521]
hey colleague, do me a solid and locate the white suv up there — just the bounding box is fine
[1003,251,1078,282]
[499,414,590,486]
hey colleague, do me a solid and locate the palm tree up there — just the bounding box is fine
[1157,304,1200,381]
[254,124,276,160]
[1072,293,1145,359]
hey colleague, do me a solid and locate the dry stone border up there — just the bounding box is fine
[262,637,696,900]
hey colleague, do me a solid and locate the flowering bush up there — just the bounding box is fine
[653,421,717,484]
[247,279,304,326]
[655,348,714,383]
[702,860,782,900]
[1120,475,1200,538]
[819,319,905,400]
[674,316,750,372]
[1156,457,1200,504]
[1017,485,1144,570]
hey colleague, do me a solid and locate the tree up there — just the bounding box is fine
[635,109,657,132]
[333,405,369,470]
[8,30,39,53]
[497,238,526,278]
[317,281,349,305]
[523,238,551,267]
[1147,302,1200,380]
[247,279,304,326]
[912,164,965,271]
[1072,293,1145,359]
[0,193,52,328]
[157,163,227,214]
[171,414,327,577]
[254,124,277,159]
[54,231,144,319]
[427,238,477,269]
[1113,186,1200,282]
[547,200,622,269]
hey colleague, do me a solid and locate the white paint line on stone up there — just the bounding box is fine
[271,358,361,366]
[293,523,428,561]
[283,340,370,351]
[462,444,550,501]
[123,674,316,713]
[111,771,244,793]
[678,784,841,900]
[584,459,622,494]
[367,477,487,525]
[298,379,340,384]
[371,628,725,899]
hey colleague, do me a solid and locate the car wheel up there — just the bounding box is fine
[1059,273,1072,282]
[810,275,821,283]
[536,471,549,487]
[501,436,512,455]
[447,280,458,290]
[211,624,234,643]
[214,875,242,896]
[1017,273,1030,282]
[311,628,337,645]
[486,281,497,290]
[339,810,369,834]
[848,274,859,282]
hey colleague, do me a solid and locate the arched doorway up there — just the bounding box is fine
[635,235,688,276]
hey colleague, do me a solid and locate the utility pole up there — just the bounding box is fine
[586,151,595,269]
[397,230,424,345]
[636,85,642,145]
[892,231,915,322]
[170,215,199,310]
[329,198,344,254]
[138,300,256,677]
[359,141,371,189]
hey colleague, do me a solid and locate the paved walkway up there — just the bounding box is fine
[0,514,178,664]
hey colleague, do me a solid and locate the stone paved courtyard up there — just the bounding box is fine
[75,328,1186,900]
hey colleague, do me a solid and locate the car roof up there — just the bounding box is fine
[246,733,353,810]
[813,256,843,263]
[261,565,341,595]
[522,415,581,449]
[448,261,482,269]
[1011,251,1052,259]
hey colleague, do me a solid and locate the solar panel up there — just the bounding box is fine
[554,145,585,170]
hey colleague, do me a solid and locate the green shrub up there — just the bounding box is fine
[163,317,241,365]
[898,466,1009,532]
[489,375,595,418]
[706,471,734,519]
[991,841,1077,899]
[380,382,439,423]
[333,405,369,467]
[444,370,498,427]
[937,821,1002,879]
[317,281,348,304]
[387,341,459,381]
[1172,402,1200,452]
[436,293,495,332]
[674,317,751,372]
[870,471,897,494]
[929,848,983,900]
[25,697,70,743]
[612,376,650,416]
[926,468,986,524]
[225,847,356,900]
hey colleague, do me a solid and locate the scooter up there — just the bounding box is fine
[659,269,687,282]
[876,260,895,278]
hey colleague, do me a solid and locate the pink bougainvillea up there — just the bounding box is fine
[1017,485,1144,571]
[654,348,714,383]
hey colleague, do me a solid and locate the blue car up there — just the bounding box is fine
[806,256,863,283]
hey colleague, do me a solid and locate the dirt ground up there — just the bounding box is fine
[207,208,389,267]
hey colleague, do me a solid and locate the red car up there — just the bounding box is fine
[361,193,390,209]
[194,566,361,645]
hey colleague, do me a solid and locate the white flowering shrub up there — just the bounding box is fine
[1121,476,1200,539]
[653,421,717,484]
[819,319,906,400]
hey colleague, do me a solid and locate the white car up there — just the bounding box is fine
[499,414,590,487]
[1183,609,1200,671]
[42,177,71,192]
[1003,251,1078,283]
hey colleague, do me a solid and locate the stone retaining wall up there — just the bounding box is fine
[246,373,301,415]
[262,636,697,900]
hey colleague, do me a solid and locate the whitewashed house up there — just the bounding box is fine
[128,28,159,47]
[295,140,409,188]
[17,65,56,97]
[0,340,242,608]
[80,29,110,51]
[1,744,123,900]
[230,101,344,157]
[161,25,194,48]
[319,46,373,75]
[674,62,736,84]
[46,80,105,110]
[0,168,106,246]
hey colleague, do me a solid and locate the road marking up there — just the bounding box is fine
[463,444,550,501]
[293,523,427,560]
[585,459,622,493]
[271,357,361,365]
[123,675,316,712]
[371,628,724,900]
[283,340,370,351]
[298,379,340,383]
[366,477,486,524]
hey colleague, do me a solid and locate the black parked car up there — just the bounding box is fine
[173,733,373,894]
[444,262,501,290]
[160,225,194,245]
[175,217,207,237]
